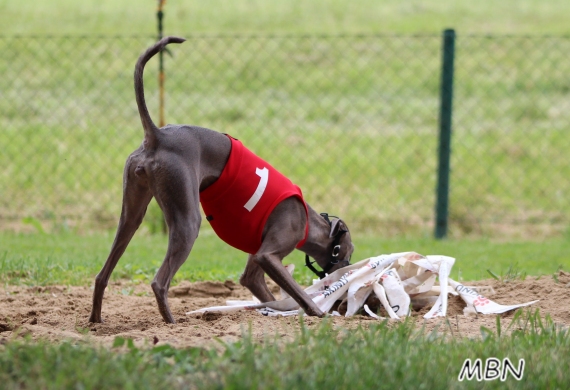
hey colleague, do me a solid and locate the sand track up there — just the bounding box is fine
[2,272,569,348]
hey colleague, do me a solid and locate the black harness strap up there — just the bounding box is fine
[304,213,350,279]
[305,256,327,279]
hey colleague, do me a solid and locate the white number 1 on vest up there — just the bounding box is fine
[244,167,269,211]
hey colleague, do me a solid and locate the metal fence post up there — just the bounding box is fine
[157,0,166,128]
[157,0,168,234]
[435,29,456,239]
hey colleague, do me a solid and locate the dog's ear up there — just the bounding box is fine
[329,218,348,238]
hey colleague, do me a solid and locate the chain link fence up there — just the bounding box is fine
[1,34,569,238]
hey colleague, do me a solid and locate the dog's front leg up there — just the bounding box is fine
[240,254,276,303]
[249,198,324,316]
[252,251,324,317]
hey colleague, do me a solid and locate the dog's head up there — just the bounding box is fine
[324,217,354,274]
[305,214,354,278]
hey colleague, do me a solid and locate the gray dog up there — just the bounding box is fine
[89,37,354,324]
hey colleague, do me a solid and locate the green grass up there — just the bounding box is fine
[4,0,570,35]
[1,233,569,388]
[2,3,570,389]
[1,313,569,389]
[2,232,569,287]
[2,3,570,236]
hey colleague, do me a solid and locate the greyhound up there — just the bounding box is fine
[88,36,354,324]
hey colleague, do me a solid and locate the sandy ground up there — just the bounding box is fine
[1,272,569,349]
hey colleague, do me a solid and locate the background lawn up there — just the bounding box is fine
[1,0,567,298]
[2,2,570,389]
[2,231,569,286]
[4,0,570,35]
[2,1,570,235]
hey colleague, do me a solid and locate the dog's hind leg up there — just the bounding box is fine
[89,166,153,323]
[150,170,202,324]
[151,221,198,323]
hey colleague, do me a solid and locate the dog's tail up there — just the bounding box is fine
[134,36,186,149]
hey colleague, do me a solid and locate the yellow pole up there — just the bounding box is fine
[157,0,167,128]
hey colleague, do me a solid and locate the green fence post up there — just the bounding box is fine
[435,29,455,239]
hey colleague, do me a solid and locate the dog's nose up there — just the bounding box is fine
[134,166,145,176]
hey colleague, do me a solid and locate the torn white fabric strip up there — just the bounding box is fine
[187,252,539,319]
[363,304,384,320]
[372,282,399,319]
[380,269,411,317]
[448,278,539,315]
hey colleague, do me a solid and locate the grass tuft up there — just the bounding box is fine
[1,311,569,388]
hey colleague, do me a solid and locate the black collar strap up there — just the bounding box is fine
[305,256,327,279]
[304,213,350,279]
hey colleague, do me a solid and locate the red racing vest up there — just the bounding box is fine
[200,135,309,254]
